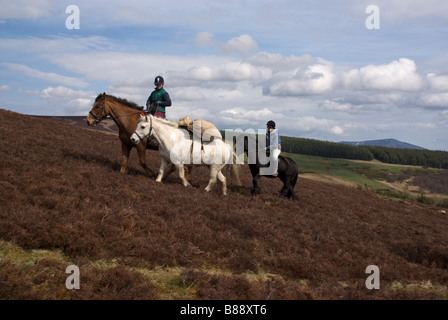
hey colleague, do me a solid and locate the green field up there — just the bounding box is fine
[283,152,445,196]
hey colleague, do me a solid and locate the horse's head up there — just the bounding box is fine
[130,115,152,145]
[86,92,109,126]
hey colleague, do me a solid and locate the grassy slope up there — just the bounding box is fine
[285,153,447,199]
[1,109,448,300]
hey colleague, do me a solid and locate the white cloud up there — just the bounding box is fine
[220,34,258,56]
[320,99,354,112]
[49,52,236,83]
[348,0,448,22]
[220,107,276,126]
[289,116,338,133]
[417,122,437,129]
[0,36,118,55]
[427,73,448,92]
[194,33,258,57]
[1,63,88,88]
[0,85,11,92]
[37,86,96,115]
[245,52,315,73]
[342,58,423,92]
[66,98,94,115]
[40,86,95,100]
[265,60,336,96]
[0,0,55,20]
[180,62,260,82]
[195,32,216,48]
[331,126,344,135]
[418,93,448,108]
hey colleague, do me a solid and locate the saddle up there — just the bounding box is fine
[177,116,222,142]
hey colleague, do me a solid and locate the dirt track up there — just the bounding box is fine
[0,109,447,299]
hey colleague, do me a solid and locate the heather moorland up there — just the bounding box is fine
[0,109,447,300]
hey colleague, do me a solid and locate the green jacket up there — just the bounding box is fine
[146,87,172,113]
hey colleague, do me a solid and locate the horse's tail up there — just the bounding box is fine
[291,170,298,187]
[288,158,299,200]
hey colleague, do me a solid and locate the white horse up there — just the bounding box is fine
[130,115,235,195]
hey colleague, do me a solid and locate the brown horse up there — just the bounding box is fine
[86,92,162,178]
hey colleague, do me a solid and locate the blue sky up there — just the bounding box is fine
[1,0,448,150]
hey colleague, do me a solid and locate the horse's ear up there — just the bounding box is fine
[101,92,106,99]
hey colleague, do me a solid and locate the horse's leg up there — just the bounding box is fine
[252,173,262,195]
[120,143,132,174]
[230,164,242,187]
[217,168,227,196]
[161,164,189,182]
[205,165,218,193]
[290,186,299,200]
[160,162,175,181]
[280,181,290,199]
[178,164,191,187]
[156,158,169,182]
[290,174,299,200]
[279,174,289,198]
[136,144,156,179]
[229,151,242,187]
[249,164,261,194]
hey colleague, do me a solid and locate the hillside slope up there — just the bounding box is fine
[0,109,447,300]
[340,138,426,150]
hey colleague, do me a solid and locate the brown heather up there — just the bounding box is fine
[0,109,447,300]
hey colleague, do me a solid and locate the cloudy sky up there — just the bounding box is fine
[1,0,447,150]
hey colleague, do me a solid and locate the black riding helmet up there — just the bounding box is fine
[154,76,164,86]
[266,120,276,128]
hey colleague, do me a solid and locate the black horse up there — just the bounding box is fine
[238,135,299,200]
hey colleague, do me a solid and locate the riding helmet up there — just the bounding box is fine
[154,76,164,85]
[266,120,276,128]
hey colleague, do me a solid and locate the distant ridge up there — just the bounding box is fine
[339,138,426,150]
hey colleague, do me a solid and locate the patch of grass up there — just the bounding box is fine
[389,280,448,299]
[0,240,68,269]
[285,153,396,190]
[285,153,448,206]
[133,266,196,300]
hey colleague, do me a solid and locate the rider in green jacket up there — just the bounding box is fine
[146,76,172,119]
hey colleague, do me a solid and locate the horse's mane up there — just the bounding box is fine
[96,93,144,111]
[150,115,179,128]
[137,114,179,128]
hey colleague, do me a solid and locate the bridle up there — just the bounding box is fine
[89,102,107,124]
[89,98,143,124]
[133,115,153,143]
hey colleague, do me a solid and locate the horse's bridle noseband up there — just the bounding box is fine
[89,103,107,124]
[134,115,153,143]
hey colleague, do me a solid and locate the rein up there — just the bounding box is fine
[90,99,143,124]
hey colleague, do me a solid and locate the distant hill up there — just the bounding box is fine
[339,138,426,150]
[34,115,118,134]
